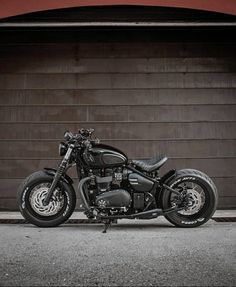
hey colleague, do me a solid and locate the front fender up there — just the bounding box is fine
[43,167,74,185]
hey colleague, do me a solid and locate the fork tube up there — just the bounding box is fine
[43,145,74,205]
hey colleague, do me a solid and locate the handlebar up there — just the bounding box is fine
[78,128,94,137]
[63,128,98,146]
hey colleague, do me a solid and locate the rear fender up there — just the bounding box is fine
[159,169,176,185]
[43,167,74,185]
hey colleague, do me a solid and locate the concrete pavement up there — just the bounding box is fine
[0,217,235,286]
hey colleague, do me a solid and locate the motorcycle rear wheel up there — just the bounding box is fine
[161,169,218,227]
[18,171,76,227]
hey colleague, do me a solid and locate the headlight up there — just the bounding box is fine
[59,142,68,156]
[64,130,72,141]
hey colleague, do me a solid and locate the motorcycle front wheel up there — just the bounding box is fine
[18,171,76,227]
[162,169,218,228]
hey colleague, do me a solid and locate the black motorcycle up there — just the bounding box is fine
[18,128,218,232]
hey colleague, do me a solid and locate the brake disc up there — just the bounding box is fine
[29,183,64,216]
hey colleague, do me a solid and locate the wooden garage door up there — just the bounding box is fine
[0,40,236,210]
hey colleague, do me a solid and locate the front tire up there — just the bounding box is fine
[161,169,218,227]
[18,171,76,227]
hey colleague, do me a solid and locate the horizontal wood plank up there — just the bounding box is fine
[0,105,235,122]
[1,43,236,58]
[88,105,236,122]
[0,57,236,73]
[0,122,235,140]
[1,73,236,89]
[0,89,236,106]
[0,140,235,159]
[217,197,236,209]
[0,106,87,122]
[0,198,18,210]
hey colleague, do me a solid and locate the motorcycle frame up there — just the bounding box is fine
[43,143,184,219]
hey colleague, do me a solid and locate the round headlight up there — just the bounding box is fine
[64,130,72,141]
[59,142,68,156]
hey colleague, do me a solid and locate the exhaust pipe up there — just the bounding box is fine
[78,176,91,213]
[99,206,181,220]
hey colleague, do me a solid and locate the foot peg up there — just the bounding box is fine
[84,210,94,219]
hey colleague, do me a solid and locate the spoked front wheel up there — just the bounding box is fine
[162,169,218,227]
[18,171,76,227]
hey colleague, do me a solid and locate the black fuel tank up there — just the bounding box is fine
[82,144,128,168]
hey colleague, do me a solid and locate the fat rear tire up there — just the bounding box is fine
[161,169,218,228]
[17,170,76,227]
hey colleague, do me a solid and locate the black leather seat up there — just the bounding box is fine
[131,156,168,173]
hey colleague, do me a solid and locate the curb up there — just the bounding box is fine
[211,217,236,222]
[0,218,104,224]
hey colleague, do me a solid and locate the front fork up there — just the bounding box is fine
[43,144,74,205]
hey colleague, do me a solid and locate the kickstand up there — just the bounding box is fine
[102,220,111,233]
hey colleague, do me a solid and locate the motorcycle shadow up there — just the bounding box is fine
[62,220,175,230]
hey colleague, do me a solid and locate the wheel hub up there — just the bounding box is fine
[29,183,64,216]
[178,188,204,215]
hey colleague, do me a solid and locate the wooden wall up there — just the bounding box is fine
[0,37,236,210]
